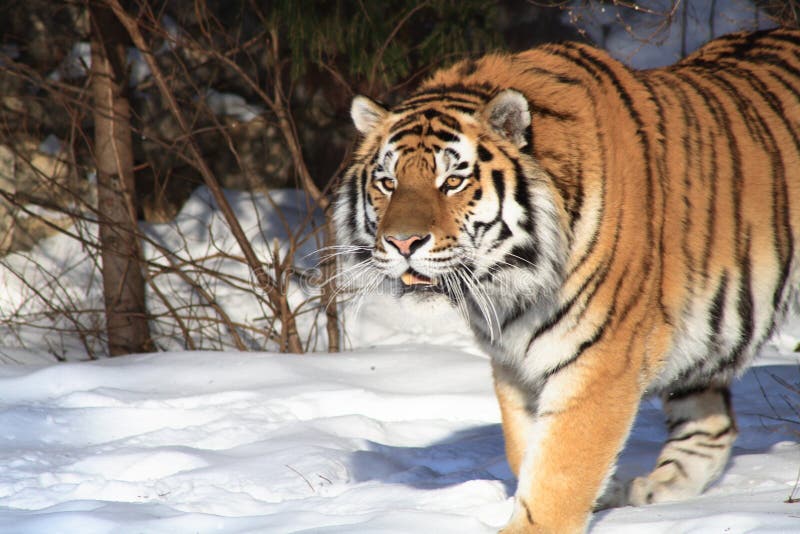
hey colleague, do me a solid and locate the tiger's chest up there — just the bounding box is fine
[477,253,796,392]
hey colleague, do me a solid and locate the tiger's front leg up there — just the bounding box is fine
[492,362,535,477]
[496,352,641,534]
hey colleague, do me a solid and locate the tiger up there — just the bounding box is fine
[333,28,800,533]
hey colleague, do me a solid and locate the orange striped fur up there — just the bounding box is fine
[335,29,800,533]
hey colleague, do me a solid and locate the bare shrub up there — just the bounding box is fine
[0,0,334,358]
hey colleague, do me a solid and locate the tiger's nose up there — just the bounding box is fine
[384,234,431,258]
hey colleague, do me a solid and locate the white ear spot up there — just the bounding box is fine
[351,95,388,135]
[482,89,531,147]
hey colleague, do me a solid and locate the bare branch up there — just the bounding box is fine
[106,0,303,353]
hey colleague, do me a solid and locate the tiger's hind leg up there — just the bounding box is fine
[628,386,738,505]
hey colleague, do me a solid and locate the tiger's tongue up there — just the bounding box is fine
[400,271,435,286]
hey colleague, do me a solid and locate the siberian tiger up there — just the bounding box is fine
[333,28,800,533]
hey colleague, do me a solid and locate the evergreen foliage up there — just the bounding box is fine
[264,0,502,89]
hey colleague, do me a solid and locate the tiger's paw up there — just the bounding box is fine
[498,523,583,534]
[498,510,543,534]
[498,523,548,534]
[498,507,587,534]
[627,473,693,505]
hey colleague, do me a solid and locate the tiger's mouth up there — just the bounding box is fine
[400,269,437,286]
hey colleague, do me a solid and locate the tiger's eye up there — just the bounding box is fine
[446,176,464,189]
[381,178,396,191]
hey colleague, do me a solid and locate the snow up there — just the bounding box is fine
[38,135,66,158]
[204,90,265,123]
[0,337,797,533]
[0,186,326,358]
[49,42,91,82]
[565,0,775,69]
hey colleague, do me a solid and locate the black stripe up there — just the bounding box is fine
[477,144,493,162]
[496,222,512,242]
[569,166,584,231]
[546,45,603,84]
[702,74,778,289]
[766,69,800,129]
[491,169,505,201]
[395,88,489,111]
[727,31,767,59]
[731,234,755,368]
[521,498,535,524]
[695,442,727,449]
[388,126,422,145]
[545,47,613,279]
[525,262,608,348]
[393,99,480,113]
[559,43,650,156]
[773,170,794,311]
[389,114,421,133]
[344,172,358,233]
[431,129,459,143]
[436,113,462,131]
[400,91,484,106]
[667,384,713,402]
[665,427,734,443]
[529,103,578,121]
[506,244,538,273]
[674,446,713,459]
[678,71,731,278]
[495,148,535,233]
[712,67,774,145]
[666,431,711,443]
[639,76,671,322]
[522,65,582,85]
[667,417,690,432]
[742,52,800,75]
[458,60,478,76]
[764,29,800,49]
[573,168,624,328]
[361,168,376,235]
[447,104,481,114]
[665,76,699,284]
[656,458,687,478]
[500,300,530,330]
[408,84,494,100]
[570,257,618,326]
[729,65,798,311]
[709,271,729,339]
[540,274,625,380]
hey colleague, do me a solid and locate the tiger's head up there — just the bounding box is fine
[334,86,569,341]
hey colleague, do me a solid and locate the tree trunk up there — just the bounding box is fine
[108,0,304,353]
[90,2,153,356]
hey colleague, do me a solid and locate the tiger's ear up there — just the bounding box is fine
[482,89,530,148]
[351,95,388,135]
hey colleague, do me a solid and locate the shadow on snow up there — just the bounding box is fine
[347,363,798,500]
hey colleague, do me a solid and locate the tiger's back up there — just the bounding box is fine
[335,29,800,533]
[646,33,800,389]
[423,29,800,389]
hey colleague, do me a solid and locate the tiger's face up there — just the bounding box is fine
[335,88,568,340]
